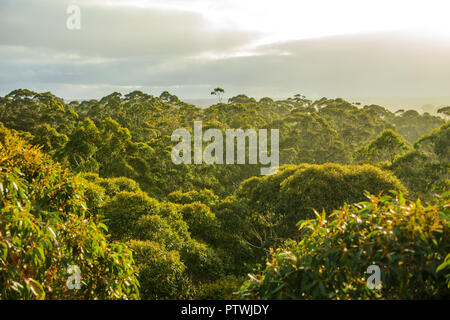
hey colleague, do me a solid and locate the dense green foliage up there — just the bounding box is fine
[240,192,450,299]
[216,163,406,265]
[1,89,445,198]
[0,89,448,300]
[127,240,190,299]
[0,127,139,299]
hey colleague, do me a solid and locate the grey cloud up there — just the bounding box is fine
[1,0,450,100]
[0,0,259,60]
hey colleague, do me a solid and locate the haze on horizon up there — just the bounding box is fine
[1,0,450,108]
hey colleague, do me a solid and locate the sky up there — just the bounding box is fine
[1,0,450,101]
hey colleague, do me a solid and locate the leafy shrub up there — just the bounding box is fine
[437,253,450,288]
[78,178,106,215]
[134,214,187,251]
[180,202,217,243]
[31,124,68,155]
[155,201,185,224]
[240,192,450,299]
[101,191,159,240]
[100,176,142,197]
[81,173,142,198]
[0,131,139,299]
[235,163,406,241]
[365,129,409,163]
[180,239,224,282]
[392,123,450,200]
[128,240,191,299]
[212,197,258,274]
[415,122,449,162]
[391,150,449,200]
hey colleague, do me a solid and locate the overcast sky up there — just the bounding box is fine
[1,0,450,100]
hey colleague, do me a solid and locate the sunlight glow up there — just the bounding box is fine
[99,0,450,44]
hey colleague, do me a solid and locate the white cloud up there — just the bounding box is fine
[95,0,450,43]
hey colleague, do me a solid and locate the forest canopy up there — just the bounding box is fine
[0,89,449,300]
